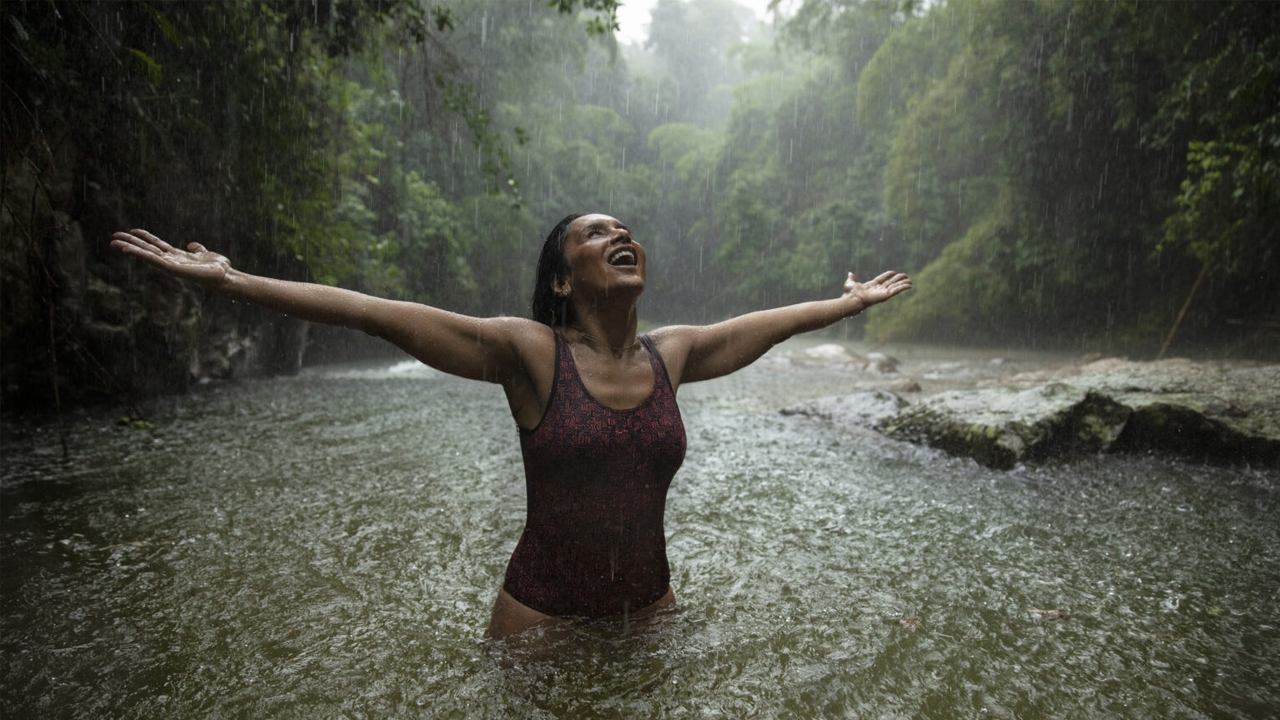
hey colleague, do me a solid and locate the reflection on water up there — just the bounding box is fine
[3,341,1278,717]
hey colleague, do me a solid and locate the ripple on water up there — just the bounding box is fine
[2,359,1278,717]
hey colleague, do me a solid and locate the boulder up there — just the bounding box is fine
[882,378,922,394]
[1071,359,1280,463]
[865,351,899,374]
[781,390,909,425]
[876,383,1130,469]
[794,343,864,366]
[875,359,1280,469]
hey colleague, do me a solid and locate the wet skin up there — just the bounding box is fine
[110,218,911,640]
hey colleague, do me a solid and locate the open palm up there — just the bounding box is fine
[844,270,912,306]
[111,229,231,287]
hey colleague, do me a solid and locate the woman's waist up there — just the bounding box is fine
[503,533,671,617]
[512,520,668,551]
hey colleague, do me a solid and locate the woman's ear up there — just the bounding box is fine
[552,275,571,298]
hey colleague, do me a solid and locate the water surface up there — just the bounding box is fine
[3,343,1277,717]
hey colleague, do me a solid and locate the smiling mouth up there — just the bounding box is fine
[607,247,637,267]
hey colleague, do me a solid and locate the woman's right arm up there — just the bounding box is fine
[111,229,528,383]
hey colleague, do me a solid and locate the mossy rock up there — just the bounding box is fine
[874,360,1280,469]
[877,384,1131,469]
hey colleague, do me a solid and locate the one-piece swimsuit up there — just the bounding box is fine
[502,332,686,617]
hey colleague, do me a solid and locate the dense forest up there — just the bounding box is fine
[3,0,1277,410]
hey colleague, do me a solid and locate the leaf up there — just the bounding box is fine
[8,15,30,43]
[147,6,183,48]
[431,6,454,33]
[126,47,163,84]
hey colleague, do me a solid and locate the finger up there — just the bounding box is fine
[871,270,896,284]
[130,228,173,252]
[112,240,169,269]
[112,233,163,256]
[877,272,909,288]
[188,242,208,253]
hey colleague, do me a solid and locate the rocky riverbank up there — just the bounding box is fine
[0,153,314,412]
[779,344,1280,469]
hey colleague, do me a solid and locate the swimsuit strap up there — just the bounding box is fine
[638,334,676,394]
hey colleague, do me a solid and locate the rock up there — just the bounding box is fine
[50,212,88,310]
[1077,357,1132,375]
[883,378,922,394]
[87,277,128,324]
[1073,359,1280,463]
[794,343,863,366]
[865,351,899,374]
[876,359,1280,469]
[877,383,1131,470]
[781,390,908,425]
[920,361,981,382]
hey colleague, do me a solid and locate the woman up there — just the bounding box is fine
[110,213,912,639]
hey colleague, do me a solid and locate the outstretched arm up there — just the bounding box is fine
[110,229,528,383]
[651,271,912,386]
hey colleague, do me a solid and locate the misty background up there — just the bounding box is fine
[2,0,1277,409]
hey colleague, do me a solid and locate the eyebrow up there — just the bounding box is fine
[584,221,630,234]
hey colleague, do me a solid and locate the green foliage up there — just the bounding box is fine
[647,123,719,165]
[548,0,622,35]
[866,189,1022,344]
[882,43,999,266]
[645,0,755,124]
[1152,1,1280,331]
[399,173,469,301]
[6,0,1277,386]
[853,4,951,131]
[709,31,896,310]
[1164,141,1267,269]
[832,0,1278,350]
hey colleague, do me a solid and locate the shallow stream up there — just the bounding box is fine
[3,342,1277,717]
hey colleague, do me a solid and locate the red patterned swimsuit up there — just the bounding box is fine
[502,332,687,617]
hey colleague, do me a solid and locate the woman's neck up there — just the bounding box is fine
[567,299,639,356]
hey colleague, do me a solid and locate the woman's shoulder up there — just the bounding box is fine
[484,316,553,340]
[646,324,696,351]
[493,316,557,364]
[643,325,697,390]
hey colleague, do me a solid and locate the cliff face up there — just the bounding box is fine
[1,144,308,413]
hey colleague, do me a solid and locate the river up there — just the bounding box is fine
[2,340,1277,717]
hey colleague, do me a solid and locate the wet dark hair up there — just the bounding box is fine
[530,213,585,327]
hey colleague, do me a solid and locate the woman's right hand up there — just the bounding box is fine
[111,229,231,288]
[109,227,536,400]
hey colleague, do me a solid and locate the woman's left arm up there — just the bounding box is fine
[652,271,911,386]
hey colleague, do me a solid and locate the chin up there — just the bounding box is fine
[608,277,645,295]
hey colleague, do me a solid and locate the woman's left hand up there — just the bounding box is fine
[844,271,912,307]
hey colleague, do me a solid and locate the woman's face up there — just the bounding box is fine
[559,213,646,298]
